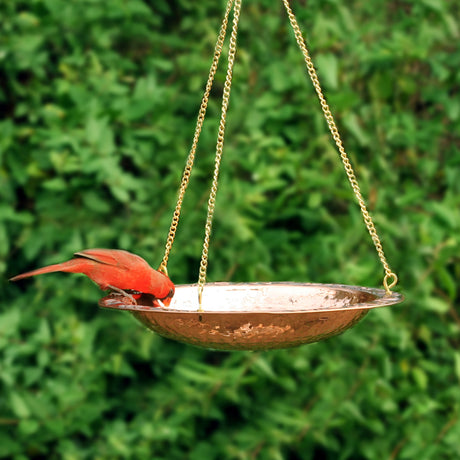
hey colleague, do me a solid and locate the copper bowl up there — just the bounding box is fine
[99,282,403,351]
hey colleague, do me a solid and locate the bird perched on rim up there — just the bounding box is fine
[10,248,175,307]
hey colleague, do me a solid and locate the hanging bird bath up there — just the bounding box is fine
[99,0,404,350]
[100,283,402,350]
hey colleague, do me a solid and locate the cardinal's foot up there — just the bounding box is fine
[107,285,137,305]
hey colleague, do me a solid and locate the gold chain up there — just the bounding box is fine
[198,0,242,308]
[161,0,398,298]
[159,0,235,275]
[281,0,398,293]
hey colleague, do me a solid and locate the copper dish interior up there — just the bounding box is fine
[99,282,403,351]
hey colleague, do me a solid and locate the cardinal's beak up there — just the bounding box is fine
[161,297,172,307]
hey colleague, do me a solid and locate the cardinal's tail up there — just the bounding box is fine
[9,259,85,282]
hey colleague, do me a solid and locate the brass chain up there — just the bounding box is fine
[159,0,235,275]
[161,0,398,298]
[281,0,398,293]
[198,0,242,308]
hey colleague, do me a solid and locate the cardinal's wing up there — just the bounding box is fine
[74,249,145,270]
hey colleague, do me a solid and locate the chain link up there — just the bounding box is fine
[198,0,242,308]
[281,0,398,293]
[159,0,235,275]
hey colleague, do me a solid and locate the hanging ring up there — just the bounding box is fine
[158,264,168,276]
[383,272,398,295]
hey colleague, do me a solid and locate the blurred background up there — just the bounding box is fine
[1,0,459,458]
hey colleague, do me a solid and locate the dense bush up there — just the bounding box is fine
[1,0,459,458]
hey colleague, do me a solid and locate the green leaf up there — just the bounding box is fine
[315,53,339,90]
[0,223,9,257]
[343,113,370,146]
[412,367,428,390]
[421,0,446,13]
[42,177,67,191]
[18,419,40,435]
[436,265,457,300]
[0,309,21,337]
[9,392,31,418]
[454,352,460,383]
[423,297,450,313]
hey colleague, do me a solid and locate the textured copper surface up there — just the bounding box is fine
[99,282,403,351]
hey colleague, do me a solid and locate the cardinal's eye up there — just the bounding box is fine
[169,288,174,298]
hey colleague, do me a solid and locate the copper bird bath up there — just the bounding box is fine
[99,0,404,350]
[100,283,403,351]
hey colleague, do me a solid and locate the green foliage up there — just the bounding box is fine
[1,0,459,458]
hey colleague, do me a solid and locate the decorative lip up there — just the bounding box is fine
[99,282,404,314]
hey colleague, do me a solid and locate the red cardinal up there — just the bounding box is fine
[10,249,175,307]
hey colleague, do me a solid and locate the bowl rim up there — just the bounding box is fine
[99,282,404,314]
